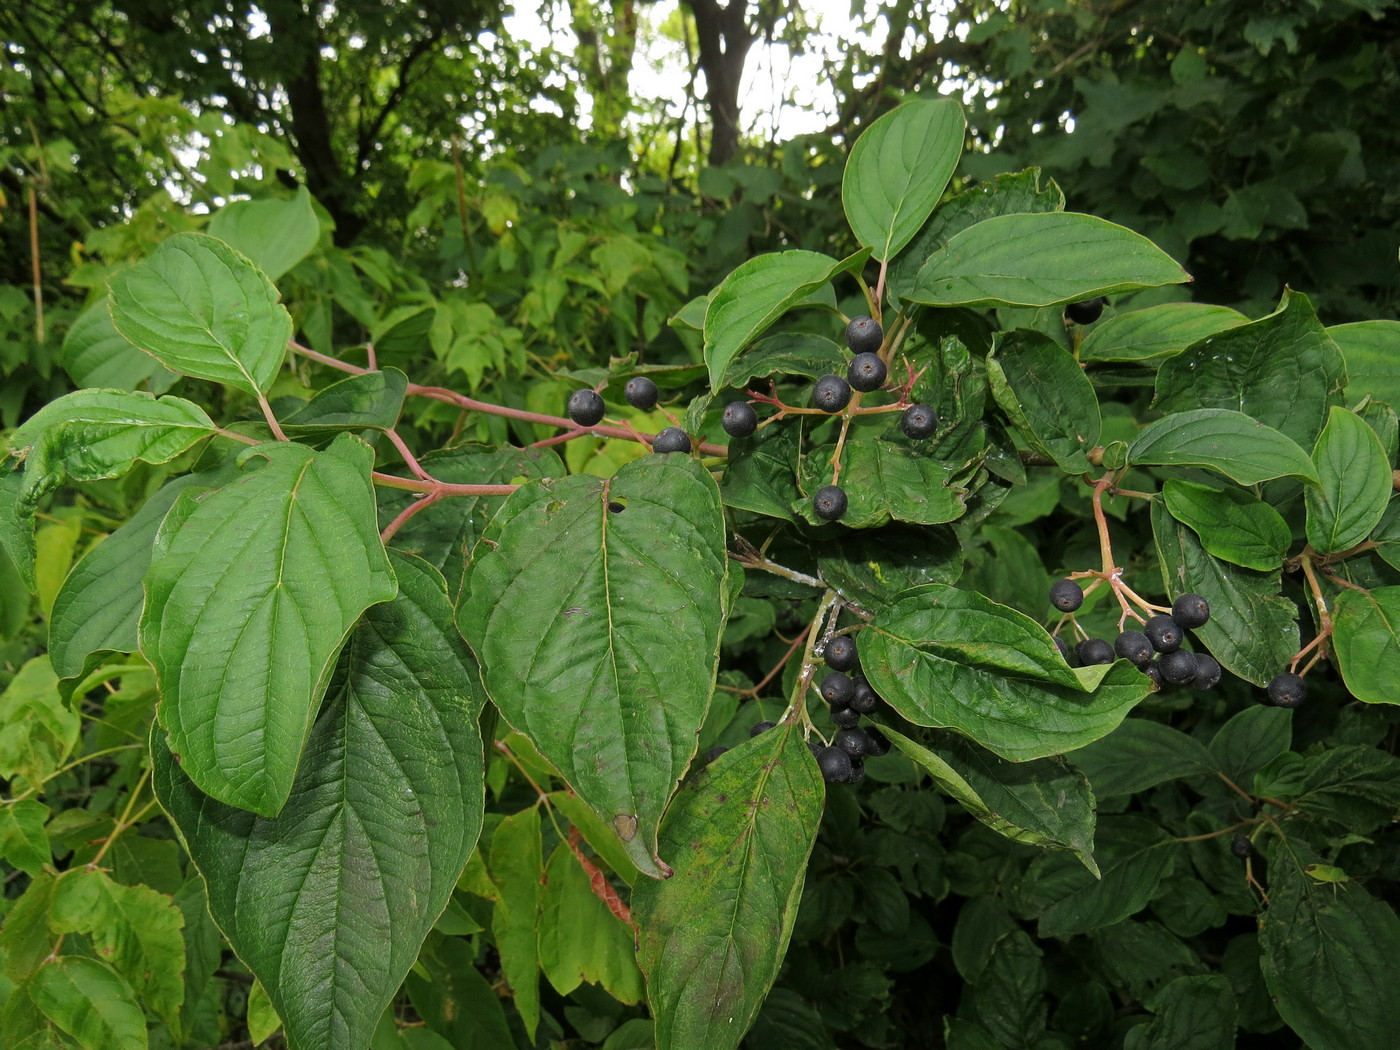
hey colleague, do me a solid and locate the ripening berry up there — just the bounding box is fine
[749,720,776,737]
[652,427,692,454]
[1172,593,1211,629]
[813,485,848,522]
[834,727,873,759]
[900,404,938,439]
[1192,653,1223,690]
[1049,579,1084,613]
[1064,297,1107,325]
[848,674,880,714]
[1158,648,1199,685]
[864,726,892,757]
[817,746,853,783]
[1230,833,1256,859]
[831,705,862,729]
[819,673,855,707]
[1075,637,1115,666]
[1114,630,1154,669]
[812,374,853,413]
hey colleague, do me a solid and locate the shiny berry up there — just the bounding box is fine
[900,404,938,439]
[846,315,884,354]
[812,374,852,413]
[847,352,887,392]
[624,377,659,410]
[813,485,848,522]
[1064,297,1106,325]
[567,389,605,426]
[652,427,691,454]
[1049,579,1084,613]
[1172,593,1211,629]
[825,636,858,672]
[722,401,757,437]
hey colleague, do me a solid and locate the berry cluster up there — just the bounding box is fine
[564,375,696,455]
[808,633,892,785]
[1050,582,1222,692]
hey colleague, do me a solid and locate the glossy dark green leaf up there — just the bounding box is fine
[721,423,801,523]
[108,232,292,396]
[1290,745,1400,832]
[816,524,962,612]
[459,454,727,879]
[1332,587,1400,706]
[1154,289,1346,452]
[1127,409,1317,485]
[28,957,148,1050]
[1209,706,1292,789]
[883,726,1097,873]
[143,434,397,814]
[842,98,965,262]
[632,722,823,1050]
[60,301,176,392]
[1122,975,1237,1050]
[862,585,1151,761]
[906,212,1190,308]
[1260,840,1400,1050]
[1024,817,1176,938]
[719,333,847,389]
[206,185,321,281]
[1152,502,1299,686]
[153,553,485,1050]
[1305,406,1390,554]
[988,330,1100,473]
[1070,717,1216,798]
[1080,302,1248,363]
[1329,319,1400,407]
[1163,478,1291,571]
[963,524,1050,618]
[796,440,966,528]
[281,368,408,433]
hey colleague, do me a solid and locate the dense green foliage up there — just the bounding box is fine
[3,4,1400,1050]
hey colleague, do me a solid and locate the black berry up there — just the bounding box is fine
[721,401,757,437]
[825,635,858,672]
[700,745,728,767]
[847,352,887,392]
[652,427,691,454]
[846,315,884,354]
[834,727,873,759]
[819,673,855,707]
[1159,648,1198,685]
[1144,615,1183,654]
[848,674,879,714]
[624,377,659,411]
[1064,297,1106,325]
[900,404,938,439]
[750,720,776,737]
[1054,635,1073,662]
[567,389,605,426]
[831,705,862,729]
[863,727,891,757]
[1049,579,1084,613]
[1114,630,1154,669]
[1172,593,1210,629]
[1267,672,1307,708]
[844,758,867,785]
[817,746,853,783]
[812,374,852,413]
[1192,653,1223,690]
[813,485,848,522]
[1230,833,1256,858]
[1075,637,1115,666]
[1144,662,1164,689]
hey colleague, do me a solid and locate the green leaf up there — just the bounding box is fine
[153,553,485,1050]
[1069,717,1216,798]
[488,807,542,1038]
[206,186,321,281]
[49,868,185,1031]
[632,722,823,1050]
[0,657,80,786]
[1209,705,1291,788]
[406,936,516,1049]
[1329,319,1400,406]
[1290,745,1400,832]
[1123,975,1237,1050]
[1260,841,1400,1050]
[1163,479,1292,571]
[1079,302,1248,363]
[815,524,963,612]
[538,841,644,1004]
[861,585,1151,761]
[987,330,1101,473]
[246,980,283,1045]
[795,440,965,528]
[721,424,801,523]
[905,212,1190,308]
[1127,409,1317,485]
[1024,817,1176,938]
[108,232,293,396]
[29,958,148,1050]
[1152,502,1298,686]
[282,368,408,433]
[702,250,864,388]
[972,928,1046,1048]
[1154,289,1346,452]
[883,726,1097,873]
[1305,406,1390,554]
[719,333,846,390]
[547,790,643,886]
[143,434,396,815]
[1332,587,1400,706]
[60,301,176,392]
[0,798,50,877]
[459,454,728,879]
[842,98,966,262]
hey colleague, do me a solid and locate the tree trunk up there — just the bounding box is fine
[683,0,754,166]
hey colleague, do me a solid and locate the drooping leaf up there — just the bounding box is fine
[1305,405,1390,554]
[1152,503,1298,686]
[1329,319,1400,407]
[459,454,728,878]
[1162,479,1292,571]
[108,231,293,396]
[861,585,1151,761]
[632,721,823,1050]
[883,726,1098,873]
[538,841,644,1004]
[842,97,966,262]
[206,185,321,281]
[60,301,176,392]
[1079,302,1248,363]
[795,440,965,528]
[1127,409,1317,485]
[1332,587,1400,706]
[28,957,148,1050]
[987,330,1101,473]
[1069,717,1216,798]
[906,212,1190,308]
[1154,289,1346,452]
[153,553,485,1050]
[488,807,543,1038]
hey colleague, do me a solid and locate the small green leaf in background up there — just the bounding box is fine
[154,553,485,1050]
[143,433,396,815]
[884,726,1098,873]
[1070,717,1216,798]
[842,97,965,262]
[1154,288,1346,452]
[861,585,1151,761]
[1152,502,1298,686]
[1289,745,1400,832]
[1305,405,1390,554]
[489,806,543,1037]
[795,440,965,528]
[61,301,176,392]
[722,423,802,522]
[0,656,80,786]
[1331,587,1400,706]
[108,231,293,396]
[206,185,321,281]
[1209,705,1291,788]
[972,928,1046,1048]
[632,721,823,1050]
[1163,478,1292,571]
[1123,975,1237,1050]
[1260,841,1400,1050]
[538,841,644,1005]
[28,956,149,1050]
[246,980,283,1046]
[1079,302,1248,363]
[702,250,860,388]
[0,797,51,877]
[1127,408,1317,485]
[906,211,1190,308]
[988,330,1101,473]
[1329,319,1400,406]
